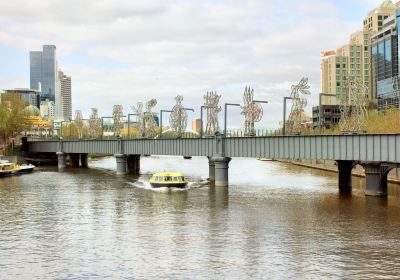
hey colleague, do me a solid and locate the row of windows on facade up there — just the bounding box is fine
[335,63,370,69]
[335,76,370,83]
[335,69,369,75]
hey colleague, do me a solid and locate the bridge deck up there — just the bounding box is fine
[27,134,400,163]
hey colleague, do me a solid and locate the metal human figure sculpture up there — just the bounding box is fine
[287,78,311,134]
[338,77,368,132]
[74,110,84,139]
[89,108,101,138]
[241,87,263,136]
[204,91,221,136]
[112,105,124,137]
[169,95,187,137]
[132,99,158,138]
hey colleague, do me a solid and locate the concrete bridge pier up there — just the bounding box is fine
[69,153,80,168]
[208,157,215,181]
[127,154,140,175]
[56,152,67,169]
[363,163,387,197]
[337,160,354,194]
[81,153,88,168]
[213,156,231,187]
[115,154,128,175]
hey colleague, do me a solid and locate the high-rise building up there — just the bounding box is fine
[192,118,201,132]
[57,70,72,120]
[30,45,57,102]
[363,0,398,34]
[371,12,400,109]
[40,99,55,120]
[321,0,399,104]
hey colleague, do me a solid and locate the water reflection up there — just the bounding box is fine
[1,156,400,279]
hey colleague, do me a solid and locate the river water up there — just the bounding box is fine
[1,156,400,279]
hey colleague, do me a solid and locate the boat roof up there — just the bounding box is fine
[0,162,14,166]
[152,172,185,177]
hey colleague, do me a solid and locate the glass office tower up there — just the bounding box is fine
[371,13,400,110]
[30,45,57,102]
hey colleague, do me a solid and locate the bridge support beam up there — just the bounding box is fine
[213,156,231,187]
[208,156,215,181]
[81,153,88,168]
[363,163,387,197]
[337,160,354,194]
[115,154,128,175]
[127,154,140,175]
[56,152,66,169]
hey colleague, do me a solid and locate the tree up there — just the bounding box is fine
[0,93,32,145]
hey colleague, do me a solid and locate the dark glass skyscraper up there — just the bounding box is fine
[30,45,57,102]
[371,12,400,110]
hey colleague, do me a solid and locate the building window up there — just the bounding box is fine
[336,70,340,74]
[342,64,346,68]
[350,64,354,69]
[337,82,340,86]
[336,76,341,80]
[364,63,369,69]
[342,70,346,75]
[336,64,340,68]
[364,58,369,63]
[356,64,361,68]
[351,58,355,63]
[364,34,369,39]
[364,70,369,75]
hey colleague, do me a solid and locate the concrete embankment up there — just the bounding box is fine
[259,159,400,185]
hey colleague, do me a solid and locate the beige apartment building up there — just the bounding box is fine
[57,70,72,121]
[321,0,399,104]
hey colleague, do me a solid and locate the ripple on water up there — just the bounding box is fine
[1,156,400,279]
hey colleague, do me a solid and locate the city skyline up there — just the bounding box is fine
[0,0,387,128]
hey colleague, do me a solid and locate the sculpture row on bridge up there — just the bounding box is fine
[68,77,368,139]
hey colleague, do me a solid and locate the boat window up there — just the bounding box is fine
[173,177,178,182]
[165,176,172,181]
[181,176,185,181]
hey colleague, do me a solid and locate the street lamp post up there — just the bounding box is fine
[224,103,241,137]
[127,113,137,139]
[319,93,336,134]
[282,97,293,136]
[180,108,194,137]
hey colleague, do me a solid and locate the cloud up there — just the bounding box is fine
[0,0,364,128]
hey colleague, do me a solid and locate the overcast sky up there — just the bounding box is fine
[0,0,385,129]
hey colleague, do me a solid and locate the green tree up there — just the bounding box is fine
[0,93,32,145]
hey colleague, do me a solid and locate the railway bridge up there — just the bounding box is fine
[25,133,400,196]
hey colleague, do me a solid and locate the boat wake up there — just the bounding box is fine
[127,176,209,191]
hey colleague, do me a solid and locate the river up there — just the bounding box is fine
[1,156,400,279]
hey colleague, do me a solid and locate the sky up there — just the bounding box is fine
[0,0,387,129]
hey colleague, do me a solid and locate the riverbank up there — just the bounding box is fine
[260,159,400,185]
